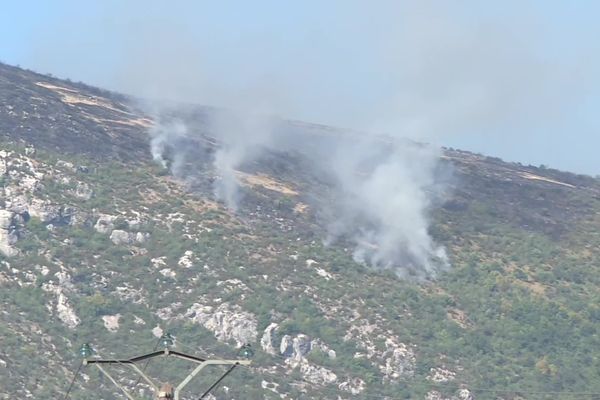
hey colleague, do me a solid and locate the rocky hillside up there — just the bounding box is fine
[1,62,600,400]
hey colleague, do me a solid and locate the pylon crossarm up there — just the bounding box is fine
[84,349,167,364]
[94,363,137,400]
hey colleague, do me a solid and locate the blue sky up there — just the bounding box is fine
[1,1,599,174]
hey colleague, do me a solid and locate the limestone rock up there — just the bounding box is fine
[28,199,62,223]
[311,338,336,359]
[339,377,366,394]
[74,182,93,200]
[102,314,121,332]
[42,279,80,329]
[0,210,18,257]
[260,323,279,355]
[299,361,337,385]
[380,339,416,380]
[110,229,135,245]
[184,302,258,346]
[56,160,75,171]
[135,232,150,243]
[94,214,116,233]
[426,389,473,400]
[178,251,194,268]
[4,195,28,215]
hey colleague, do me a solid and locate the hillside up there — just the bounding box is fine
[1,62,600,400]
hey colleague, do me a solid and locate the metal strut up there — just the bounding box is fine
[81,345,251,400]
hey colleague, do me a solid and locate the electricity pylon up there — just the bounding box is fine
[77,334,253,400]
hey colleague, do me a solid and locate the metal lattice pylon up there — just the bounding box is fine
[79,340,252,400]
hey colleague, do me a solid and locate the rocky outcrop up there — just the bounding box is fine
[260,323,338,385]
[110,229,134,245]
[428,367,456,383]
[41,272,80,329]
[178,250,194,268]
[94,214,116,233]
[260,323,279,355]
[74,182,93,200]
[102,314,121,332]
[380,338,416,380]
[109,229,149,245]
[426,389,473,400]
[184,302,258,346]
[338,377,366,394]
[4,194,29,215]
[0,210,18,257]
[299,362,337,385]
[28,199,73,225]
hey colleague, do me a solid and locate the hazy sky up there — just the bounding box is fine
[1,1,599,174]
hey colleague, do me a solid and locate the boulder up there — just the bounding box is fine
[0,210,18,257]
[94,214,116,233]
[74,182,93,200]
[28,199,62,223]
[110,229,135,245]
[260,323,279,355]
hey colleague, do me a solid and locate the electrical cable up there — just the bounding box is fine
[132,337,162,388]
[61,361,83,400]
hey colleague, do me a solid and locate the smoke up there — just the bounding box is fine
[323,138,448,278]
[50,1,591,278]
[209,110,276,211]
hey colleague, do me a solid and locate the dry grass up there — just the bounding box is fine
[236,171,299,196]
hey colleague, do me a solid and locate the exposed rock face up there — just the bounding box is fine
[338,377,366,394]
[345,318,417,381]
[28,199,62,223]
[41,273,80,329]
[426,389,473,400]
[260,322,279,355]
[74,182,93,200]
[184,302,258,346]
[261,323,338,385]
[102,314,121,332]
[4,194,29,215]
[110,229,134,245]
[0,210,18,257]
[380,339,416,380]
[298,361,338,385]
[311,338,336,359]
[94,214,116,233]
[428,367,456,383]
[178,250,194,268]
[152,325,164,338]
[109,230,148,245]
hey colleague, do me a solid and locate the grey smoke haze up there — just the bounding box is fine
[93,2,590,277]
[210,111,276,210]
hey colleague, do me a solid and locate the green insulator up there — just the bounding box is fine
[238,344,254,360]
[79,343,94,358]
[160,333,175,348]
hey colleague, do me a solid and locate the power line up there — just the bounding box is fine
[132,336,161,388]
[61,361,83,400]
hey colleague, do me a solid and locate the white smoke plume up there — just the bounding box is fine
[47,2,590,278]
[210,110,275,210]
[324,138,448,278]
